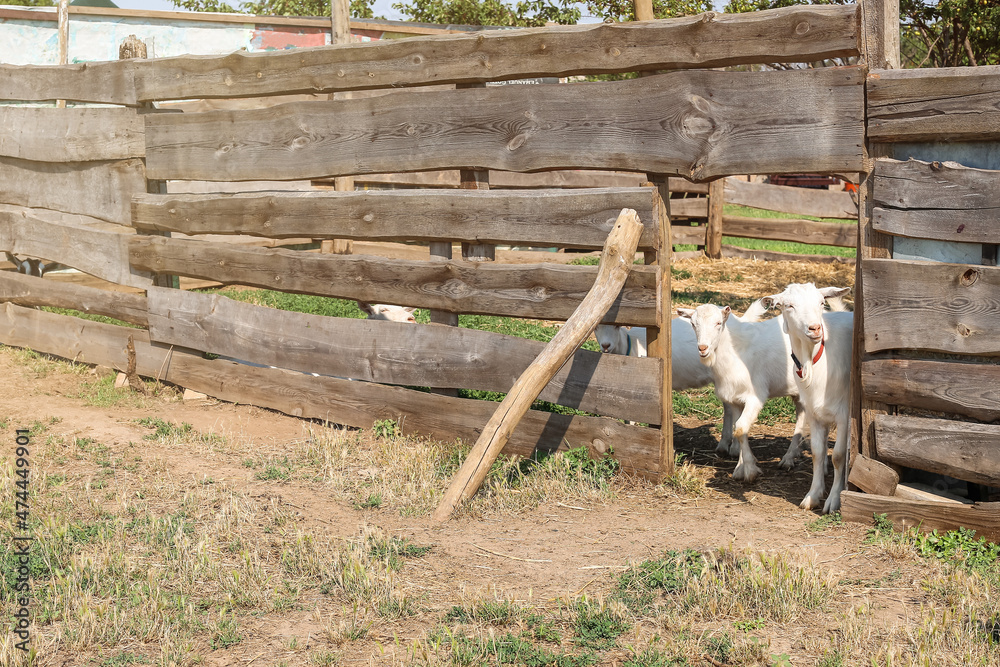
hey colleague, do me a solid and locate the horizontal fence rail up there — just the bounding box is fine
[129,236,658,325]
[143,67,865,182]
[132,188,660,250]
[0,5,858,105]
[861,357,1000,423]
[0,107,146,162]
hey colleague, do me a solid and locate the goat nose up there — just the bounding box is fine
[601,344,610,351]
[809,323,822,332]
[698,345,708,352]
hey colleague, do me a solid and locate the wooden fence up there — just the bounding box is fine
[0,4,868,482]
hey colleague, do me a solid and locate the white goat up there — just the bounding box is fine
[762,283,853,514]
[358,302,417,323]
[676,304,809,483]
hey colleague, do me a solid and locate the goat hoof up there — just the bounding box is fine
[732,464,761,484]
[728,442,741,458]
[822,494,842,515]
[778,455,797,471]
[715,441,732,457]
[799,495,822,510]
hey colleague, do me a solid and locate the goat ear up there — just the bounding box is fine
[721,306,731,321]
[404,307,416,313]
[760,296,778,309]
[677,308,695,320]
[357,301,375,316]
[819,286,851,300]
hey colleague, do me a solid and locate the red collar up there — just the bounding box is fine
[791,338,825,379]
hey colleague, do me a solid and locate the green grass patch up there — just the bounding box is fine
[614,549,706,614]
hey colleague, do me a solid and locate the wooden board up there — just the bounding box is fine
[131,188,660,250]
[840,491,1000,542]
[134,5,857,101]
[872,158,1000,243]
[719,244,855,264]
[129,236,656,325]
[0,61,139,106]
[0,156,146,226]
[0,106,145,162]
[874,414,1000,488]
[0,271,148,326]
[848,452,898,496]
[670,224,707,246]
[723,176,857,219]
[862,357,1000,423]
[723,214,857,247]
[0,209,150,288]
[144,287,660,423]
[862,258,1000,355]
[342,171,708,193]
[0,303,660,477]
[144,67,865,182]
[867,66,1000,143]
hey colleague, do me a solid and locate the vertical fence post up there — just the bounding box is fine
[645,178,674,480]
[324,0,355,256]
[634,0,654,21]
[852,0,900,463]
[705,178,724,259]
[56,0,68,108]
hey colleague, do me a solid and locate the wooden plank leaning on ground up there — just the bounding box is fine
[861,258,1000,355]
[872,158,1000,244]
[0,208,151,288]
[144,286,660,424]
[129,236,656,325]
[874,414,1000,488]
[143,67,865,183]
[0,303,660,477]
[0,272,148,327]
[132,188,660,250]
[840,491,1000,543]
[722,214,857,247]
[861,357,1000,423]
[867,66,1000,143]
[0,107,145,162]
[723,176,858,219]
[0,156,146,226]
[128,5,857,102]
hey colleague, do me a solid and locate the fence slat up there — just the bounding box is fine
[840,491,1000,542]
[144,68,864,182]
[875,414,1000,487]
[132,5,857,102]
[868,66,1000,143]
[862,357,1000,423]
[144,287,660,423]
[132,188,659,250]
[0,303,660,477]
[0,61,138,105]
[129,236,656,325]
[723,177,857,219]
[0,107,145,162]
[723,214,857,247]
[862,258,1000,355]
[0,272,148,326]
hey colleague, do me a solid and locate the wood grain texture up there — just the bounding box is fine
[705,179,723,258]
[840,491,1000,542]
[132,188,660,250]
[872,158,1000,243]
[144,67,865,182]
[724,176,857,219]
[723,214,857,247]
[433,208,644,519]
[0,303,660,476]
[648,179,674,480]
[0,271,148,326]
[862,258,1000,354]
[0,156,146,225]
[670,224,707,246]
[135,5,857,101]
[129,236,657,325]
[144,286,661,423]
[875,414,1000,488]
[719,244,855,264]
[0,61,139,105]
[335,169,695,190]
[0,106,145,162]
[848,452,898,496]
[868,66,1000,142]
[0,209,150,288]
[862,357,1000,423]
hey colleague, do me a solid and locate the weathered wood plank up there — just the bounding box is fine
[0,61,138,106]
[135,5,857,101]
[723,215,857,247]
[144,67,865,182]
[0,106,145,162]
[671,224,707,246]
[872,158,1000,243]
[724,176,857,219]
[130,237,656,325]
[0,272,148,326]
[874,414,1000,488]
[323,170,701,190]
[868,66,1000,143]
[862,258,1000,354]
[841,491,1000,542]
[144,287,660,423]
[0,209,150,288]
[0,156,146,226]
[668,197,708,219]
[862,357,1000,423]
[131,188,660,250]
[0,303,659,476]
[848,452,898,496]
[719,244,855,264]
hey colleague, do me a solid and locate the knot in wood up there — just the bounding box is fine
[506,134,527,151]
[794,21,810,35]
[256,71,263,79]
[363,213,375,223]
[960,268,979,286]
[609,47,621,57]
[957,323,972,337]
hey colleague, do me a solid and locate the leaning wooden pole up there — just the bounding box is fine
[431,208,644,522]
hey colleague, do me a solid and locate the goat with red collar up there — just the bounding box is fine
[762,283,853,514]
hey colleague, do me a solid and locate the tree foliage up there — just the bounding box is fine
[391,0,579,27]
[900,0,999,67]
[172,0,374,19]
[583,0,711,23]
[721,0,849,14]
[5,0,54,5]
